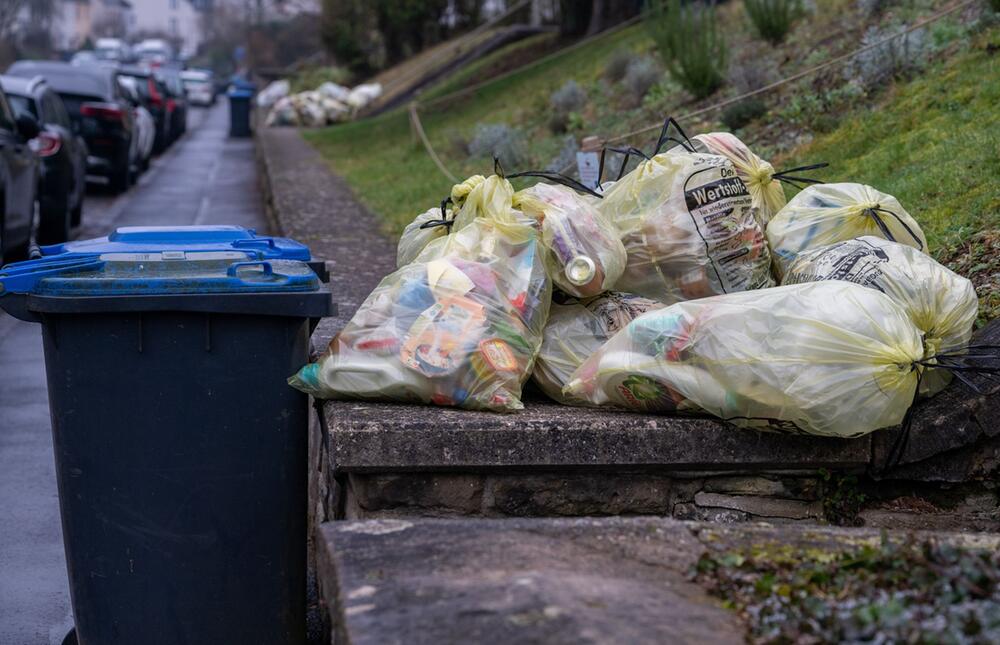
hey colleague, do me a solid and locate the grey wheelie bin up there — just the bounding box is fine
[0,225,334,645]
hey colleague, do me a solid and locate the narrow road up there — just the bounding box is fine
[0,102,269,645]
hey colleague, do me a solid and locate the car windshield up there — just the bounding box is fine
[6,94,38,119]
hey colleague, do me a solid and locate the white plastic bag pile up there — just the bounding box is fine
[261,79,383,127]
[291,119,981,441]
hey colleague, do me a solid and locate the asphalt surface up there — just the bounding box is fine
[0,101,268,645]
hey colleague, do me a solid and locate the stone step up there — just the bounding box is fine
[316,516,1000,645]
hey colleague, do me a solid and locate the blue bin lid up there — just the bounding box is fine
[40,225,310,260]
[0,226,316,295]
[1,253,318,297]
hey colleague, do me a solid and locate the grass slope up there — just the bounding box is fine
[780,30,999,318]
[303,22,651,234]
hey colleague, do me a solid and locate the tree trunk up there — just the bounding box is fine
[585,0,604,35]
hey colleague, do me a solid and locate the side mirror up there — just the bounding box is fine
[15,113,41,142]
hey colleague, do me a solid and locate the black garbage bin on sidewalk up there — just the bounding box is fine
[0,226,333,645]
[229,88,254,137]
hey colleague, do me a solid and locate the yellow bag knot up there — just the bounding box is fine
[748,161,775,189]
[451,175,486,207]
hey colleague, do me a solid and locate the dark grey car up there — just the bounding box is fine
[2,75,88,244]
[0,80,40,265]
[7,61,135,194]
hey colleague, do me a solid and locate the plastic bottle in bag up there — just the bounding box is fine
[782,236,977,396]
[598,150,774,305]
[513,182,627,297]
[565,281,927,438]
[767,183,928,278]
[290,175,551,412]
[687,132,786,228]
[533,292,664,404]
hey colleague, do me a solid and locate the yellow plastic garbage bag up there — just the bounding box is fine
[767,183,928,278]
[565,281,928,438]
[290,175,551,411]
[533,292,664,404]
[688,132,786,228]
[513,182,627,297]
[782,236,977,396]
[396,204,452,268]
[598,150,774,304]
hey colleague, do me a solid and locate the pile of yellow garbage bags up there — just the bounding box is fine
[292,122,979,440]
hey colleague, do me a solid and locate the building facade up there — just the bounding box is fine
[128,0,204,57]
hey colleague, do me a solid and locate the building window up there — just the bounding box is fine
[170,0,178,9]
[170,17,178,34]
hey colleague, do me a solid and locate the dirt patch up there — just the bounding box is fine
[939,229,1000,326]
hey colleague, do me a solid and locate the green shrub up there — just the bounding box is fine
[623,56,661,103]
[467,123,529,167]
[646,0,727,99]
[721,97,768,130]
[744,0,801,44]
[603,49,633,83]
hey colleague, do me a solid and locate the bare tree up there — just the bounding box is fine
[93,12,129,38]
[0,0,29,41]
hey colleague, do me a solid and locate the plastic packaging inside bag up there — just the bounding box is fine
[291,175,551,411]
[767,183,928,278]
[598,150,774,304]
[513,182,627,297]
[533,292,664,404]
[687,132,786,228]
[782,236,977,396]
[565,281,926,438]
[396,205,452,268]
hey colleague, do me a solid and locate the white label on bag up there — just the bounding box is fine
[683,163,769,293]
[783,239,890,291]
[577,151,601,190]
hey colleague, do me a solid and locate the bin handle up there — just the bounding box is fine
[227,261,275,279]
[232,238,277,250]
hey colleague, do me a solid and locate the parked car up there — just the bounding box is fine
[155,68,188,142]
[70,51,98,66]
[0,80,40,265]
[118,66,172,154]
[180,69,215,107]
[134,39,174,66]
[1,75,88,243]
[6,61,135,193]
[118,75,155,172]
[94,38,131,64]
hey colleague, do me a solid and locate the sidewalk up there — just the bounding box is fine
[0,103,269,645]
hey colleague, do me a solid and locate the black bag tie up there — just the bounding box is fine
[883,344,1000,470]
[863,204,925,250]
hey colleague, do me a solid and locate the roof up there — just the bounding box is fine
[5,61,115,98]
[0,75,48,98]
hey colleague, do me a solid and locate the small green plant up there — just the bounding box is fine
[820,469,867,526]
[467,123,528,167]
[745,0,801,44]
[603,49,633,83]
[721,97,768,130]
[646,0,728,99]
[548,80,587,133]
[623,56,661,104]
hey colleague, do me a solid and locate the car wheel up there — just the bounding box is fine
[109,160,131,194]
[71,198,83,228]
[38,195,71,245]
